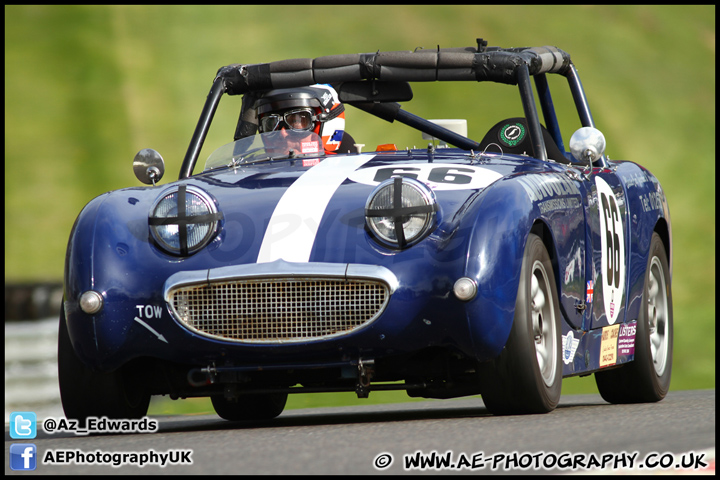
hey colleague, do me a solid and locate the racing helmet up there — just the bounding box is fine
[255,84,345,152]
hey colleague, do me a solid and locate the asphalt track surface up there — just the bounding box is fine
[5,389,714,475]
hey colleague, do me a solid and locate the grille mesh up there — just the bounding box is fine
[170,277,389,342]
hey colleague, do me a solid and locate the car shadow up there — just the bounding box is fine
[155,394,609,434]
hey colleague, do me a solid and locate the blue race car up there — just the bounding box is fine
[60,38,673,421]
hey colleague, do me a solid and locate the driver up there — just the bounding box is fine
[255,84,350,154]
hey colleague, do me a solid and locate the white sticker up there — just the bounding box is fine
[301,140,320,154]
[595,177,626,325]
[562,331,580,365]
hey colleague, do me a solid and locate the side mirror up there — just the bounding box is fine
[133,149,165,186]
[569,127,606,164]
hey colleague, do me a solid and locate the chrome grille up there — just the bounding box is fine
[169,277,389,343]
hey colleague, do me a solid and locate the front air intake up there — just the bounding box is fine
[168,276,390,343]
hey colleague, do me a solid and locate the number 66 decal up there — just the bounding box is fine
[596,177,625,325]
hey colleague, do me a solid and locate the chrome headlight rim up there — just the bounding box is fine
[148,184,223,256]
[364,176,438,249]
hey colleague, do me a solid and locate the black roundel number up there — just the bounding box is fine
[428,167,473,184]
[601,192,621,289]
[595,176,625,325]
[373,167,473,185]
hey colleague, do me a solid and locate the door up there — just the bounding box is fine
[584,169,628,331]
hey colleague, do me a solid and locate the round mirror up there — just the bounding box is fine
[569,127,606,164]
[133,148,165,185]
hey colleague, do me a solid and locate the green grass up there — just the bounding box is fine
[6,6,714,414]
[148,390,438,416]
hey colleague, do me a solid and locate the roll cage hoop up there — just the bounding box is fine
[179,38,604,179]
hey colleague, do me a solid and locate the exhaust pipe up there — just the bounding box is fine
[187,366,216,387]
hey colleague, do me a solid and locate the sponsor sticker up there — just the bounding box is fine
[562,331,580,365]
[599,324,620,367]
[618,321,637,356]
[302,158,321,167]
[301,140,320,154]
[498,122,526,147]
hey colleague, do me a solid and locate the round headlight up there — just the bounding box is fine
[365,176,437,248]
[149,185,222,256]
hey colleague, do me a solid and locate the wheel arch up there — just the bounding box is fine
[463,189,563,362]
[654,216,672,277]
[530,219,557,271]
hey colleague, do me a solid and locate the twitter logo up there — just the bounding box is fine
[10,412,37,439]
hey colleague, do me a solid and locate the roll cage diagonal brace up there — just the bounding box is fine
[348,101,481,151]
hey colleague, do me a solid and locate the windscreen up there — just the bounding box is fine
[204,131,324,171]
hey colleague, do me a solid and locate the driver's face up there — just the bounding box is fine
[260,109,319,155]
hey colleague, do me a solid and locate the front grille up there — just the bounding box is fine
[169,277,389,343]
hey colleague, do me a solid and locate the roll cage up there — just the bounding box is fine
[179,38,604,179]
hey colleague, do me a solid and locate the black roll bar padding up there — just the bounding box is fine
[516,64,547,162]
[217,46,571,96]
[180,76,225,179]
[337,81,414,103]
[349,102,480,151]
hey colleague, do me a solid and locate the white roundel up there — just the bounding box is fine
[348,164,503,191]
[595,177,625,325]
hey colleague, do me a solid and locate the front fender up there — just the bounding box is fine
[462,168,588,360]
[63,187,178,371]
[64,192,110,369]
[463,178,535,360]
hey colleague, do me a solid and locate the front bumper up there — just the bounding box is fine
[65,259,482,373]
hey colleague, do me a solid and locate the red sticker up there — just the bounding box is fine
[301,141,320,154]
[302,158,320,167]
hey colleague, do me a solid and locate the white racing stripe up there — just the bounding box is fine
[256,155,376,263]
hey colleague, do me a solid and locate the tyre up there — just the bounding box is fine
[480,233,562,414]
[211,392,288,421]
[58,309,150,423]
[595,232,672,403]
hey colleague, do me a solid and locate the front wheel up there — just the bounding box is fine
[595,232,673,403]
[211,392,288,421]
[480,233,562,415]
[58,309,150,423]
